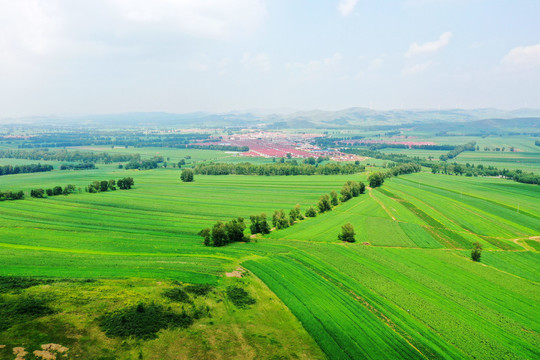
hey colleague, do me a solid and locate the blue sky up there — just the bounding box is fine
[0,0,539,117]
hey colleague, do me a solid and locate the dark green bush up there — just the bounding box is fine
[226,286,256,308]
[0,295,55,331]
[99,303,193,339]
[163,287,192,303]
[184,283,214,297]
[0,276,54,293]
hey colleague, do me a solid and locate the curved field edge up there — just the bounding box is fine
[243,246,540,360]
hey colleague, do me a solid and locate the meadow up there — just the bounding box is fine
[0,147,538,359]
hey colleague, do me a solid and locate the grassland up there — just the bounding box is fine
[0,147,538,359]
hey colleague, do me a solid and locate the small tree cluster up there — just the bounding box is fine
[340,180,365,202]
[272,210,290,230]
[305,206,317,217]
[368,172,385,188]
[317,194,332,213]
[200,217,249,247]
[249,214,270,235]
[34,184,77,198]
[181,169,194,182]
[289,204,304,224]
[471,241,483,262]
[338,223,356,242]
[117,177,134,189]
[87,177,133,193]
[0,190,25,201]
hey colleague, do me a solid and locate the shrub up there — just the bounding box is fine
[184,284,214,297]
[163,287,192,303]
[471,242,483,262]
[0,295,55,331]
[226,286,256,308]
[181,169,194,182]
[99,303,193,339]
[305,206,317,217]
[0,276,54,293]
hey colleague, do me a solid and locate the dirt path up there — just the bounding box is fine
[369,188,397,221]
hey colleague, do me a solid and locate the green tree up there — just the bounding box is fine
[225,217,248,243]
[249,214,270,235]
[210,221,227,247]
[198,228,211,246]
[341,183,353,202]
[181,169,194,182]
[330,190,339,206]
[30,189,44,198]
[317,194,332,213]
[368,172,384,188]
[305,206,317,217]
[471,242,483,262]
[272,210,289,230]
[338,223,356,242]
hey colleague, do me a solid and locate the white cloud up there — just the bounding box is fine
[242,52,271,72]
[338,0,359,17]
[402,60,433,75]
[369,57,383,70]
[501,44,540,71]
[111,0,267,39]
[287,52,343,77]
[405,32,452,57]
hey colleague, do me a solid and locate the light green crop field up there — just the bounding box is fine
[0,150,538,359]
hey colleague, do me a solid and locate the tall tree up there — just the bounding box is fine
[471,242,483,262]
[338,223,356,242]
[181,169,194,182]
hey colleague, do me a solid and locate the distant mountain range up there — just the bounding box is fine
[2,108,540,129]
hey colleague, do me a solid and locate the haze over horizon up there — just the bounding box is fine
[1,0,539,118]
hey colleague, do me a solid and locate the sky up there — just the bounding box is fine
[0,0,539,117]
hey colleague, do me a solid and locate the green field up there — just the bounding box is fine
[0,149,538,359]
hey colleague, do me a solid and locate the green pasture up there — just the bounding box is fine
[0,150,538,359]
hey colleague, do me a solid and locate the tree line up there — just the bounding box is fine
[86,177,134,193]
[124,156,164,170]
[0,163,53,176]
[15,131,213,149]
[60,163,96,170]
[439,141,476,161]
[367,163,422,188]
[193,162,365,176]
[0,190,25,201]
[0,149,140,163]
[345,148,538,186]
[31,184,77,198]
[200,179,367,247]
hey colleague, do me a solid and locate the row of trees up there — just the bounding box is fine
[199,218,249,247]
[125,156,164,170]
[0,163,53,176]
[193,162,365,176]
[86,177,134,193]
[0,190,25,201]
[0,149,139,163]
[30,184,77,198]
[15,131,213,149]
[430,163,540,184]
[367,163,422,188]
[200,179,369,247]
[439,142,476,161]
[346,148,538,186]
[60,163,96,170]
